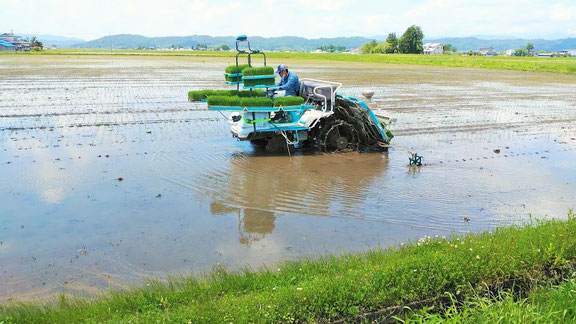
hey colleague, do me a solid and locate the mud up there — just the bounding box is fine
[0,55,575,300]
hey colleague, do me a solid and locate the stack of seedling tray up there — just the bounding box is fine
[206,96,306,111]
[241,67,276,89]
[224,64,250,85]
[188,89,266,101]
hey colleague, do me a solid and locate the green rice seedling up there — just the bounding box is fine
[225,64,250,74]
[242,66,275,76]
[206,95,241,106]
[225,75,242,82]
[240,97,273,107]
[189,90,267,100]
[188,90,212,100]
[243,77,276,87]
[273,96,304,107]
[236,90,266,97]
[189,89,240,100]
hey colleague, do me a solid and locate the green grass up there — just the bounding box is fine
[243,77,276,87]
[206,95,240,106]
[242,66,275,76]
[4,49,576,74]
[405,279,576,323]
[273,96,304,107]
[240,97,273,107]
[2,211,576,323]
[188,89,266,100]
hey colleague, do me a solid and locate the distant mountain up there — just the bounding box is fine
[424,37,576,52]
[21,34,85,48]
[70,34,576,52]
[73,34,372,51]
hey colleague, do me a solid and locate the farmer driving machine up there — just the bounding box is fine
[188,35,394,154]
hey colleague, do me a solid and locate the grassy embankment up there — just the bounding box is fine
[406,278,576,323]
[1,211,576,323]
[2,49,576,74]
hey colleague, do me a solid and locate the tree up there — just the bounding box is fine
[526,43,534,52]
[398,25,424,54]
[372,42,387,54]
[317,45,346,53]
[443,44,456,53]
[515,48,528,56]
[385,33,398,53]
[216,43,230,51]
[361,39,378,54]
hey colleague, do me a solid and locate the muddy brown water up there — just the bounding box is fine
[0,55,575,300]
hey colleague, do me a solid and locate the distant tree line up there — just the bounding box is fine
[316,45,346,52]
[361,25,424,54]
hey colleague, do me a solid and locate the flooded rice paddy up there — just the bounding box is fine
[0,55,575,300]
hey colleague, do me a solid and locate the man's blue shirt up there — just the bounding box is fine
[277,71,300,96]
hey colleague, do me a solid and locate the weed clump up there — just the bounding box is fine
[240,97,273,107]
[273,96,304,107]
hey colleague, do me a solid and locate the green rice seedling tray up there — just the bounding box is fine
[225,64,250,74]
[241,75,276,80]
[242,66,275,76]
[243,84,279,90]
[240,97,273,107]
[208,104,315,112]
[273,96,304,107]
[237,90,266,97]
[206,95,241,107]
[189,89,266,101]
[224,74,242,83]
[243,78,276,87]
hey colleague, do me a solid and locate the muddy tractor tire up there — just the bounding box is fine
[265,134,293,154]
[320,119,360,152]
[249,138,268,147]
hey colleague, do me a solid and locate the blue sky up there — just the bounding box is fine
[1,0,575,40]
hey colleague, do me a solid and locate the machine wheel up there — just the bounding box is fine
[265,134,293,154]
[321,120,360,152]
[249,138,268,147]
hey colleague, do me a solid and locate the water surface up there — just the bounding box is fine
[1,55,575,300]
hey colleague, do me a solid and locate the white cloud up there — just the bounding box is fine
[0,0,574,39]
[551,3,576,21]
[296,0,356,10]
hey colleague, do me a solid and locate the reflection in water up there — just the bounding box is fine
[211,203,275,245]
[207,153,389,244]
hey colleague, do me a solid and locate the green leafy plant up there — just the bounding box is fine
[273,96,304,107]
[240,97,273,107]
[206,95,241,106]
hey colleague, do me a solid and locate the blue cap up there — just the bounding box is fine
[276,64,288,74]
